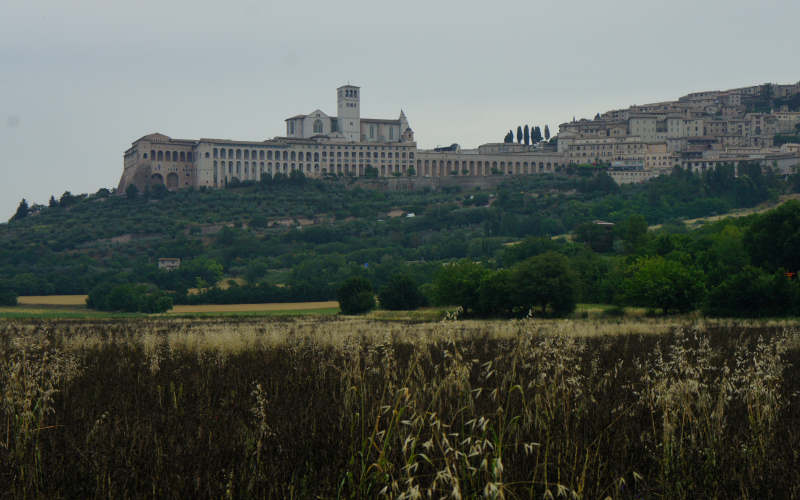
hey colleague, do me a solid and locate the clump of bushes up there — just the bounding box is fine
[0,287,17,306]
[86,282,172,313]
[336,277,375,315]
[378,274,426,310]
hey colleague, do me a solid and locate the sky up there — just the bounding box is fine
[2,0,799,219]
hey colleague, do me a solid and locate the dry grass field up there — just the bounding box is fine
[1,315,799,498]
[17,295,89,306]
[170,301,339,314]
[5,296,340,317]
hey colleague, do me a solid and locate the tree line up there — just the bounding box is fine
[503,124,550,145]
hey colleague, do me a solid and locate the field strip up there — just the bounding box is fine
[169,301,340,313]
[19,295,88,305]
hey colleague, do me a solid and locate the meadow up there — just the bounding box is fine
[1,315,799,498]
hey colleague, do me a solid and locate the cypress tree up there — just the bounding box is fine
[544,125,551,141]
[11,198,29,221]
[516,126,523,144]
[524,125,530,145]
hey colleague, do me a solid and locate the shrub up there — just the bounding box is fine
[87,282,172,313]
[0,288,17,306]
[704,266,800,317]
[378,274,426,310]
[336,277,375,315]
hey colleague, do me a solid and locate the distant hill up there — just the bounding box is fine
[1,165,797,299]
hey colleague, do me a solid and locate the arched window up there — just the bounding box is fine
[313,119,323,134]
[165,151,171,161]
[158,151,163,161]
[180,152,186,161]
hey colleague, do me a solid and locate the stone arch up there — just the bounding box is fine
[166,172,179,189]
[151,173,164,186]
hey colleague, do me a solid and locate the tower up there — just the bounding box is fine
[337,85,361,141]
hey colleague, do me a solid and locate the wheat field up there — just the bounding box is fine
[1,316,799,498]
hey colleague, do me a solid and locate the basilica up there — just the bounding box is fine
[118,84,570,193]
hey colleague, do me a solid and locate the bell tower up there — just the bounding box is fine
[337,84,361,142]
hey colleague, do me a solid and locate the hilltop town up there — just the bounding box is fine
[118,81,800,193]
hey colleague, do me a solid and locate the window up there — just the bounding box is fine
[313,119,323,134]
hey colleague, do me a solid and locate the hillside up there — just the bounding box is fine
[1,165,798,306]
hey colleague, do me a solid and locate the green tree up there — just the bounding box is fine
[704,266,799,317]
[245,260,269,285]
[59,191,76,207]
[0,282,17,306]
[532,126,543,143]
[743,200,800,272]
[508,252,576,317]
[48,195,58,208]
[10,199,29,221]
[523,124,530,145]
[617,214,649,254]
[703,224,748,286]
[378,274,426,310]
[622,256,705,314]
[516,126,523,144]
[126,184,139,199]
[544,125,551,141]
[336,276,375,315]
[475,269,513,316]
[87,282,172,313]
[574,222,614,253]
[430,259,487,311]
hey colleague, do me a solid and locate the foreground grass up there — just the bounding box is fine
[1,316,799,498]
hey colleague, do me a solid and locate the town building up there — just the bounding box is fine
[119,81,800,192]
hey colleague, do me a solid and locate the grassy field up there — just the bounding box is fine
[1,315,799,498]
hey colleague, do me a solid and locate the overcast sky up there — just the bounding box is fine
[2,0,799,219]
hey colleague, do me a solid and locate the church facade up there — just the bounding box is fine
[118,84,569,193]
